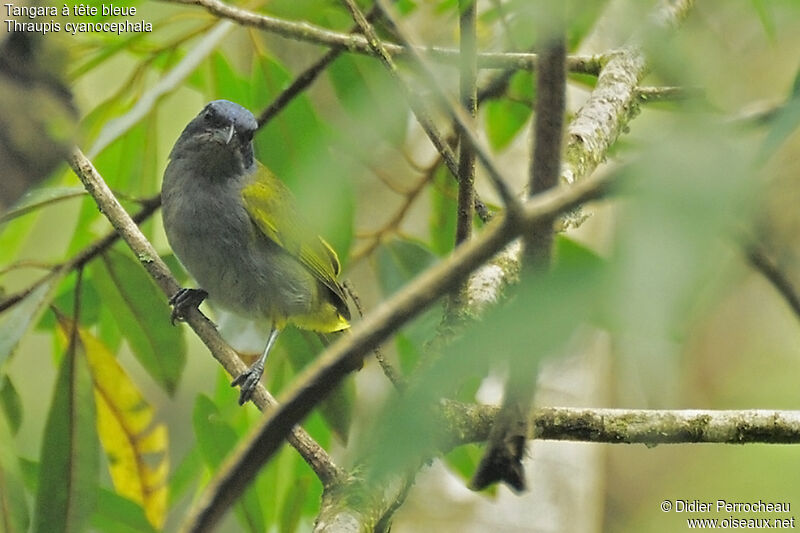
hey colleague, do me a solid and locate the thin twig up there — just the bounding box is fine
[350,165,434,264]
[344,280,406,391]
[635,85,705,104]
[367,0,523,214]
[160,0,604,74]
[746,244,800,321]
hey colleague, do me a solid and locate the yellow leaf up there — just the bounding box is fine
[58,320,169,528]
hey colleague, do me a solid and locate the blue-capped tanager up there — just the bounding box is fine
[161,100,350,405]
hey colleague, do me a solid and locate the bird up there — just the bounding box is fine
[161,99,350,405]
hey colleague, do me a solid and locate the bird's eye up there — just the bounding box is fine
[203,108,217,122]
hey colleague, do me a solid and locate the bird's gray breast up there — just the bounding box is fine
[161,160,314,320]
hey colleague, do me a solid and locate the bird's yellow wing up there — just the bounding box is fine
[241,164,349,318]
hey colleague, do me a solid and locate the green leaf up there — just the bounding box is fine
[0,272,65,367]
[32,321,99,533]
[193,395,266,533]
[484,99,532,151]
[210,52,250,106]
[328,54,408,148]
[0,375,22,435]
[251,55,355,262]
[88,489,159,533]
[749,0,776,40]
[38,275,102,330]
[395,0,418,15]
[564,0,610,50]
[168,447,202,506]
[429,163,458,256]
[444,443,483,482]
[278,475,310,533]
[95,120,147,192]
[0,186,86,225]
[508,70,536,102]
[17,457,37,492]
[89,249,186,395]
[375,238,441,372]
[281,328,353,443]
[375,238,437,296]
[759,80,800,160]
[0,412,29,533]
[365,253,606,483]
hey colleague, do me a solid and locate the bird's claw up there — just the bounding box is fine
[168,288,208,325]
[231,361,264,405]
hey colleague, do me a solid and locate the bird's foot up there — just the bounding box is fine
[168,288,208,325]
[231,360,265,405]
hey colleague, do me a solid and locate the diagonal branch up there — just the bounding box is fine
[180,168,614,533]
[67,147,343,487]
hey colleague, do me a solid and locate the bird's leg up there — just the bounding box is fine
[168,288,208,325]
[231,325,279,405]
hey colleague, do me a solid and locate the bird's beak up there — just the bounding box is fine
[225,123,235,144]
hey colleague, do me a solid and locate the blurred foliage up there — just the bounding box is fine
[0,0,799,531]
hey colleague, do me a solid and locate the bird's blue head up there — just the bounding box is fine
[170,100,259,175]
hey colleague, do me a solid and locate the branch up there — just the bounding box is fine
[635,85,705,104]
[66,147,343,487]
[313,402,800,532]
[472,33,567,493]
[160,0,604,74]
[446,0,478,316]
[468,0,696,312]
[180,166,614,532]
[562,0,695,187]
[456,406,800,446]
[454,0,477,247]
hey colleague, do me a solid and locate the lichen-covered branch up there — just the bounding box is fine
[454,406,800,446]
[314,403,800,533]
[468,0,695,311]
[563,0,695,185]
